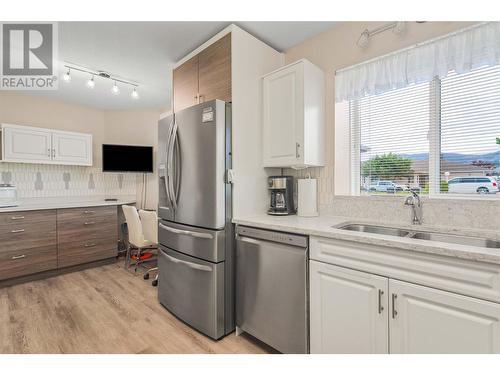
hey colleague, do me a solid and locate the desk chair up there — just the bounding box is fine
[122,205,158,273]
[139,209,159,286]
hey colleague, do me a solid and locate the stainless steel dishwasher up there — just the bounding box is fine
[235,225,309,354]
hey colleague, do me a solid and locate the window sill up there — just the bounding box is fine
[340,193,500,202]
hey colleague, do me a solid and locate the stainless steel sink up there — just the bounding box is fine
[410,232,500,248]
[337,223,500,249]
[338,224,410,237]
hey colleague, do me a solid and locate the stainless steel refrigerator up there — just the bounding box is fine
[157,100,234,339]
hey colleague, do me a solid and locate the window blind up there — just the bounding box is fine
[350,82,433,195]
[440,65,500,194]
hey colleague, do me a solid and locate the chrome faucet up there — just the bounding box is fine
[404,190,422,225]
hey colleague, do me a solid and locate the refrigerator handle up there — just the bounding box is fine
[174,130,181,203]
[166,117,176,210]
[168,120,179,211]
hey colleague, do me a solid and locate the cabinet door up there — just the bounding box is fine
[52,131,92,166]
[310,261,389,353]
[2,125,52,162]
[198,33,231,104]
[389,279,500,353]
[262,62,304,167]
[173,55,199,113]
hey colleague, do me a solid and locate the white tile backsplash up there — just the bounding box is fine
[0,163,137,199]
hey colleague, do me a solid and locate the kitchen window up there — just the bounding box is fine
[335,22,500,197]
[348,64,500,197]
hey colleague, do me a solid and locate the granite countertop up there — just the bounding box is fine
[0,196,137,212]
[233,214,500,265]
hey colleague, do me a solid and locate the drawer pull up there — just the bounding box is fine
[84,221,96,225]
[83,211,95,214]
[11,216,25,220]
[11,254,26,260]
[84,243,97,248]
[11,229,25,233]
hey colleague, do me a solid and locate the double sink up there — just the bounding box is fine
[338,223,500,249]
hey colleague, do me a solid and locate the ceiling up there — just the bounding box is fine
[26,22,337,110]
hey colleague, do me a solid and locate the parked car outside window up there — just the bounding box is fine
[447,176,498,194]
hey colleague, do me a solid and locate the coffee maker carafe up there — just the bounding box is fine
[268,176,295,215]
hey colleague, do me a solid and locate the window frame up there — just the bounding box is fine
[348,74,500,200]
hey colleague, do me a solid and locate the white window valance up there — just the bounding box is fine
[335,22,500,102]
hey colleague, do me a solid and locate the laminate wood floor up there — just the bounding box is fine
[0,262,275,354]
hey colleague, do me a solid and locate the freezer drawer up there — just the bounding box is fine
[236,227,309,353]
[158,220,225,262]
[158,246,225,339]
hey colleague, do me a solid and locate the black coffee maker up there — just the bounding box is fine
[268,176,295,215]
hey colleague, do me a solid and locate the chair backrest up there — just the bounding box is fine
[139,209,158,244]
[122,205,144,247]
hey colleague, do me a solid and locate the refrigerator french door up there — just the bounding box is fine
[157,100,234,339]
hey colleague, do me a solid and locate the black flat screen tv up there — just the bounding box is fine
[102,144,153,173]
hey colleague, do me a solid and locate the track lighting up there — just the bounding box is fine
[86,75,95,89]
[62,68,71,82]
[62,63,139,100]
[356,21,407,49]
[111,81,120,95]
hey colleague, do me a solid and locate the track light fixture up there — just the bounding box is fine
[62,68,71,82]
[86,75,95,89]
[62,63,139,100]
[356,21,407,48]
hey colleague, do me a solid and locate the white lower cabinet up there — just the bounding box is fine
[310,261,500,354]
[310,260,389,354]
[389,279,500,354]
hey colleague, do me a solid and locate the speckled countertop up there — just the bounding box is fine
[0,196,136,213]
[233,215,500,265]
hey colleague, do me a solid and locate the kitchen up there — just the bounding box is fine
[1,3,500,374]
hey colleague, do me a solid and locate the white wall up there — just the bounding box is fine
[231,26,284,218]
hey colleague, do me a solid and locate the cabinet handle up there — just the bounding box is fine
[11,216,25,220]
[392,293,398,319]
[47,148,51,157]
[11,229,25,233]
[84,221,95,225]
[83,210,95,214]
[199,94,204,103]
[52,149,56,158]
[11,254,26,260]
[296,142,300,159]
[84,243,97,248]
[194,94,199,104]
[378,289,384,314]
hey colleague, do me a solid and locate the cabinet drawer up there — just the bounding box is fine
[0,221,57,252]
[0,209,56,225]
[58,215,117,243]
[56,206,117,221]
[58,237,117,268]
[0,245,57,281]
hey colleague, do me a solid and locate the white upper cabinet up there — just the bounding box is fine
[310,261,389,354]
[51,131,92,165]
[1,124,92,166]
[262,59,325,168]
[2,125,53,162]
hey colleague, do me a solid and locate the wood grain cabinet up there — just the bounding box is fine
[57,206,118,268]
[0,210,57,281]
[173,33,231,112]
[0,206,119,284]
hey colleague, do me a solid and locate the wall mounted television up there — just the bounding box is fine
[102,144,154,173]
